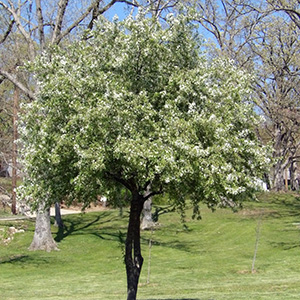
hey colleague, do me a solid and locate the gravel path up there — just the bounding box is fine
[0,207,86,221]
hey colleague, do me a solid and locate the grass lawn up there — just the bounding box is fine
[0,192,300,300]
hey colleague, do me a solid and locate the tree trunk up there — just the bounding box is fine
[29,201,58,252]
[141,196,154,230]
[11,87,19,215]
[290,161,299,191]
[54,202,64,228]
[125,191,144,300]
[141,184,154,230]
[271,161,285,191]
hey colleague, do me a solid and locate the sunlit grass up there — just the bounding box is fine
[0,192,300,299]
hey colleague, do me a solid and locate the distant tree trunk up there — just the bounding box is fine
[54,202,64,228]
[29,201,58,252]
[272,165,284,191]
[141,197,154,230]
[141,184,154,230]
[125,191,144,300]
[290,161,299,191]
[11,87,19,215]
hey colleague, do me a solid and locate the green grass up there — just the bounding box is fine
[1,192,300,300]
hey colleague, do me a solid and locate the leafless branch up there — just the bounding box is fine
[0,19,15,44]
[87,0,101,30]
[51,0,69,44]
[57,0,112,42]
[0,69,35,100]
[0,1,35,60]
[35,0,45,50]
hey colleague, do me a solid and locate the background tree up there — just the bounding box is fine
[0,81,13,179]
[266,0,300,29]
[20,12,269,299]
[249,14,300,190]
[0,15,31,212]
[185,0,300,191]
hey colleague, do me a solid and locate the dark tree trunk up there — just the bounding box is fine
[54,202,64,228]
[29,201,58,252]
[125,191,144,300]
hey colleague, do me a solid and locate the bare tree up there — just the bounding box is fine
[251,16,300,190]
[189,0,266,64]
[188,0,300,191]
[267,0,300,29]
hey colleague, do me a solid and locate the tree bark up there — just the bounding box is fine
[272,163,285,191]
[125,191,144,300]
[29,201,58,252]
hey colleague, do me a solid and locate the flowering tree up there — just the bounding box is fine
[20,12,269,300]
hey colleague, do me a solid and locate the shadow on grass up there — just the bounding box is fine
[53,211,195,254]
[257,193,300,218]
[0,254,49,265]
[54,211,123,243]
[0,255,30,264]
[269,241,300,250]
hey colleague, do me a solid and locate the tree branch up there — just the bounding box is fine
[143,188,163,201]
[107,171,137,192]
[0,1,35,60]
[88,0,101,30]
[57,0,103,43]
[87,0,140,30]
[0,18,15,44]
[35,0,45,50]
[0,69,35,100]
[51,0,69,44]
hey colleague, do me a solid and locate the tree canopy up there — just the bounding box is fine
[20,13,268,211]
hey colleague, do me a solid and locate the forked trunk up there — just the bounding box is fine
[29,201,58,252]
[125,191,144,300]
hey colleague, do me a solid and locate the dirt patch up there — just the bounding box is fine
[237,269,258,274]
[238,208,278,217]
[61,201,108,213]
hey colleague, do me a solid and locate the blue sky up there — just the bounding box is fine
[103,2,137,21]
